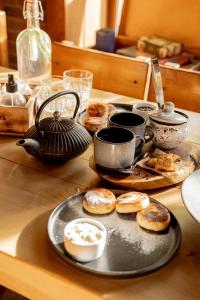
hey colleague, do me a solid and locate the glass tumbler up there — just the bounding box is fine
[63,69,93,113]
[34,76,65,115]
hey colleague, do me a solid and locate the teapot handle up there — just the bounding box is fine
[35,91,80,135]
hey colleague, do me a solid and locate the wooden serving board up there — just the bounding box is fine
[90,142,200,190]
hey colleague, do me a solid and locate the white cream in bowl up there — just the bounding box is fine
[64,218,107,262]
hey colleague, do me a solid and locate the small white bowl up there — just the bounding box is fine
[64,218,107,262]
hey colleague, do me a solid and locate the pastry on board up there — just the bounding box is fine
[146,157,157,168]
[146,152,181,172]
[84,117,107,132]
[86,103,108,118]
[84,103,117,132]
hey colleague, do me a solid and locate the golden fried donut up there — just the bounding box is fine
[87,103,108,118]
[116,192,149,213]
[83,188,116,214]
[136,203,171,231]
[84,117,107,132]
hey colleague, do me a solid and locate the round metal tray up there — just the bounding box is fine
[48,192,181,278]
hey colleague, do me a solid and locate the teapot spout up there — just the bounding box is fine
[16,138,40,156]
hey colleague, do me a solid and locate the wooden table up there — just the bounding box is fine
[0,84,200,299]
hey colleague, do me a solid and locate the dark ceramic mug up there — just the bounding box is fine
[108,112,154,149]
[94,127,144,170]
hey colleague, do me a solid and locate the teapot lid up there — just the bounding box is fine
[39,111,74,132]
[149,102,188,125]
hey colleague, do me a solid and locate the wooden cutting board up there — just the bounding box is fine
[89,142,200,190]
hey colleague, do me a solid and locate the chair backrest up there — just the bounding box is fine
[52,42,149,100]
[0,10,8,67]
[148,65,200,113]
[52,42,200,112]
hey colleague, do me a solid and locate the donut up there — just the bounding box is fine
[84,117,107,132]
[116,192,149,213]
[86,103,108,118]
[136,203,171,231]
[83,188,116,214]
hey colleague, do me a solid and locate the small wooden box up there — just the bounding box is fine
[0,97,35,135]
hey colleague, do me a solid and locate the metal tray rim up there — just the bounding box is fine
[47,192,182,278]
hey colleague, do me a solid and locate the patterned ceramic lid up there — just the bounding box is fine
[149,102,188,125]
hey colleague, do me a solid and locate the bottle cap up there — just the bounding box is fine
[6,74,17,93]
[23,0,43,20]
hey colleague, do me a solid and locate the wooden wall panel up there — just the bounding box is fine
[119,0,200,50]
[45,0,65,41]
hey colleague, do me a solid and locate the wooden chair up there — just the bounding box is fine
[52,42,200,112]
[52,42,149,100]
[0,10,8,67]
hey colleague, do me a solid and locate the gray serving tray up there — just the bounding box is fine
[48,192,181,278]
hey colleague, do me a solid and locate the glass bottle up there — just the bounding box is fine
[0,74,26,106]
[16,0,52,86]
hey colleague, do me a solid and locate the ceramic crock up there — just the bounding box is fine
[149,101,189,149]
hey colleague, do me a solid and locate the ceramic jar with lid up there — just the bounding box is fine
[149,101,189,149]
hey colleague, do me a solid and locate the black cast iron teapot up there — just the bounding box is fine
[16,91,92,161]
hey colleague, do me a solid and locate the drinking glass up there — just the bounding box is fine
[34,76,65,115]
[63,69,93,113]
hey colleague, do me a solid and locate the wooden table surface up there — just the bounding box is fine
[0,71,200,299]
